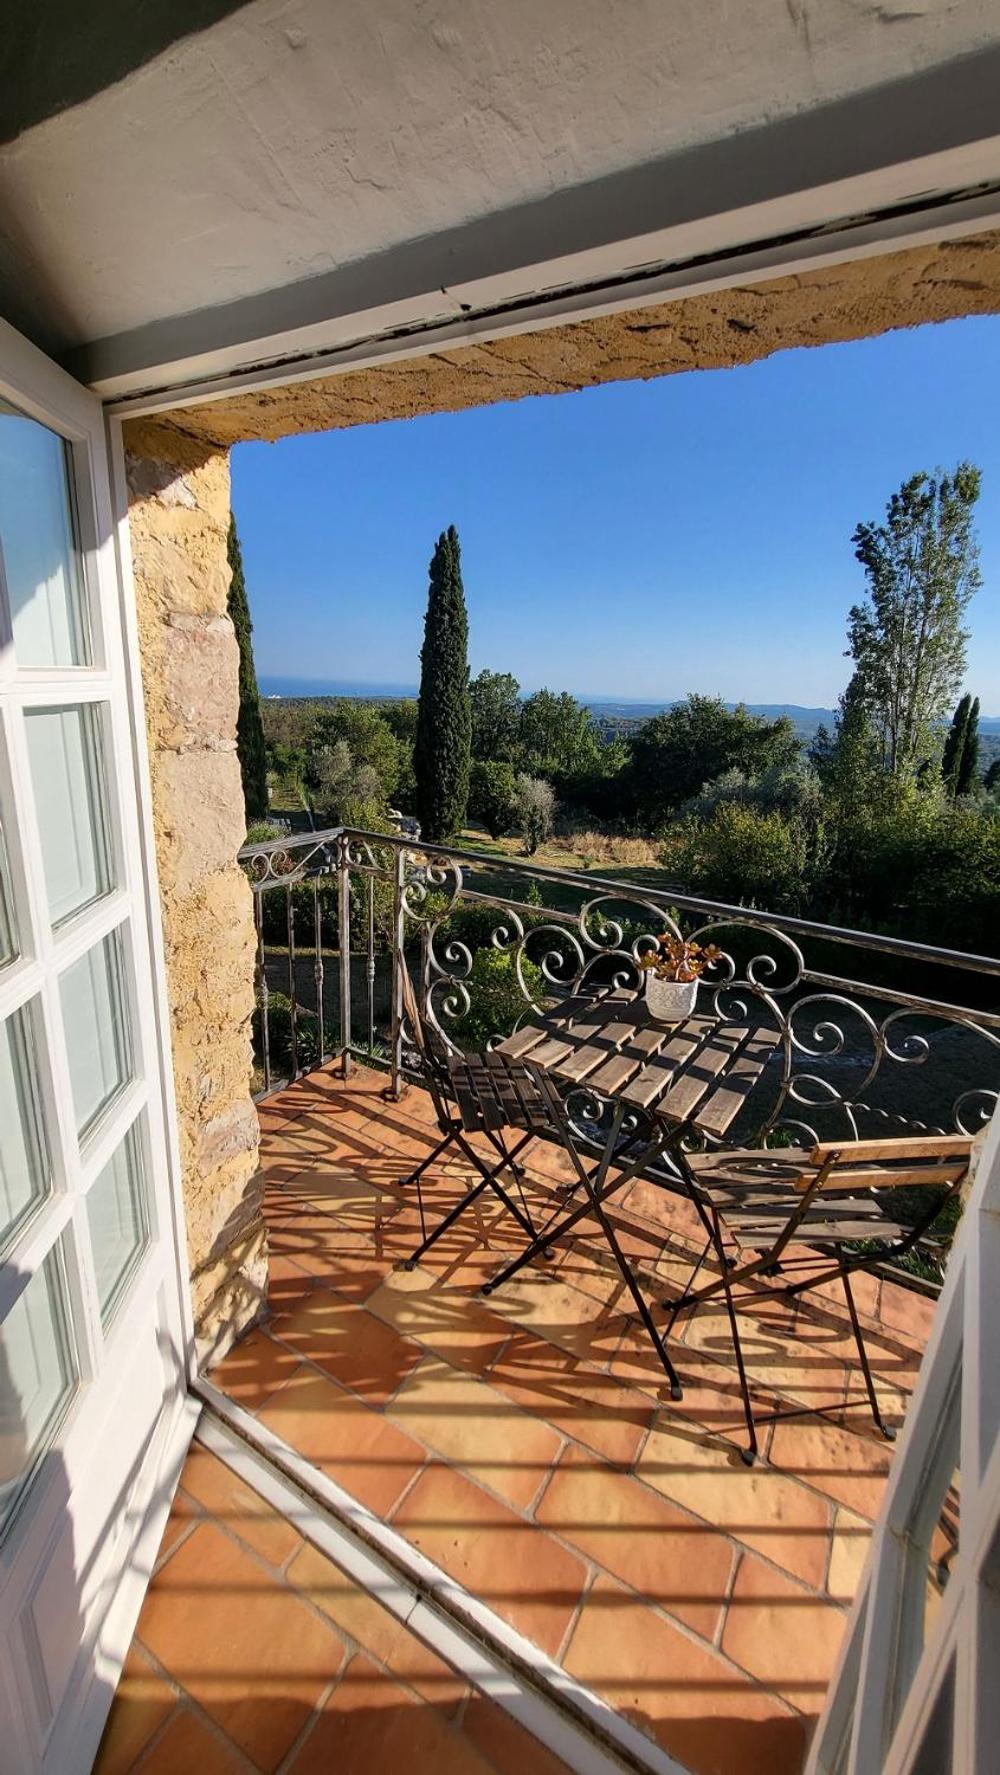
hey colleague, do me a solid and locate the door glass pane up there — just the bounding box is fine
[0,398,89,667]
[0,815,15,966]
[0,1244,79,1540]
[86,1125,150,1328]
[60,930,132,1137]
[25,704,113,928]
[1,1003,50,1257]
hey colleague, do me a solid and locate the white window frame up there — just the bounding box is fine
[0,317,195,1772]
[808,1109,1000,1775]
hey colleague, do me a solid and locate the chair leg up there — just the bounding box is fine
[402,1137,538,1269]
[398,1126,461,1242]
[841,1262,897,1443]
[719,1251,759,1466]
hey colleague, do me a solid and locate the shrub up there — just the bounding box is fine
[515,774,555,855]
[469,760,519,838]
[660,803,812,912]
[450,947,544,1050]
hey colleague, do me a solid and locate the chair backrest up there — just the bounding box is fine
[397,959,457,1123]
[798,1133,973,1194]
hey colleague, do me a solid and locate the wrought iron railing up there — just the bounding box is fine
[239,824,1000,1278]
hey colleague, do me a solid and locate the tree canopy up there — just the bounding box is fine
[627,695,800,827]
[470,669,521,761]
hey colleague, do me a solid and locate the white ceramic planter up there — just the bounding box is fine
[644,973,698,1023]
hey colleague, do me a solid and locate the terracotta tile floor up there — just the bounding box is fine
[94,1441,573,1775]
[102,1064,937,1774]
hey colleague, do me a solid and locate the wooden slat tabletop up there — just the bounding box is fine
[496,989,776,1139]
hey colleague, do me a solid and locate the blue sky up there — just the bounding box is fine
[232,314,1000,710]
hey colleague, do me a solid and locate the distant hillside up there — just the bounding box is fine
[585,699,839,739]
[260,679,1000,746]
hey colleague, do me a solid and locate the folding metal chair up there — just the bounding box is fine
[667,1133,973,1463]
[396,962,539,1248]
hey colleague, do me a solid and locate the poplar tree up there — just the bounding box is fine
[847,464,982,776]
[226,515,269,823]
[414,527,471,841]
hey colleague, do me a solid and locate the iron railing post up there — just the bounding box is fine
[388,844,406,1099]
[338,835,352,1078]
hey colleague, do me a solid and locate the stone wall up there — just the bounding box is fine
[123,417,265,1363]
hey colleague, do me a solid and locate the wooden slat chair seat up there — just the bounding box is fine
[669,1133,973,1463]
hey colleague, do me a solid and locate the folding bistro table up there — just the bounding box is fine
[478,988,781,1394]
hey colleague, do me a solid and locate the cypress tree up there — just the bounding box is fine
[414,527,471,841]
[956,695,980,797]
[226,514,269,823]
[941,694,971,797]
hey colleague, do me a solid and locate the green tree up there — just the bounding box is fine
[941,694,971,797]
[470,670,521,761]
[628,695,799,826]
[984,758,1000,793]
[515,774,555,855]
[469,760,519,838]
[308,701,401,806]
[956,695,981,797]
[414,527,472,841]
[848,464,982,776]
[226,515,268,822]
[519,689,598,775]
[814,673,881,813]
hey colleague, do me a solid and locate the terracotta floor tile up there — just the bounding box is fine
[481,1263,626,1365]
[386,1354,563,1509]
[619,1178,707,1246]
[392,1463,588,1657]
[636,1419,832,1588]
[682,1307,848,1414]
[461,1696,576,1775]
[827,1506,873,1603]
[564,1574,809,1775]
[208,1326,301,1410]
[535,1443,732,1639]
[134,1708,246,1773]
[365,1265,512,1376]
[266,1253,319,1313]
[273,1287,425,1404]
[768,1415,894,1521]
[286,1540,464,1711]
[176,1443,301,1569]
[92,1647,177,1775]
[879,1282,937,1344]
[134,1521,345,1770]
[288,1654,495,1775]
[721,1552,847,1713]
[257,1365,427,1517]
[486,1331,653,1468]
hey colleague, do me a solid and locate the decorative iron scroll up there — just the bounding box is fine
[238,829,1000,1154]
[389,846,999,1149]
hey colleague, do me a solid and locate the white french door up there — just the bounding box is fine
[0,321,193,1772]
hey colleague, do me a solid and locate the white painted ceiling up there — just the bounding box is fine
[1,0,998,372]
